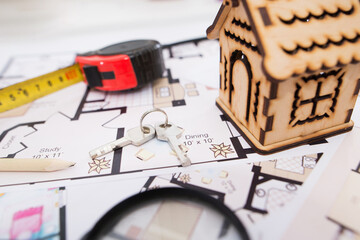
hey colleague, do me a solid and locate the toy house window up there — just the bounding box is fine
[290,69,343,127]
[158,87,170,98]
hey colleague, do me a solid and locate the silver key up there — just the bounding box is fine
[155,122,191,167]
[89,124,155,159]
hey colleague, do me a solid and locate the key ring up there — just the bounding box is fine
[140,108,169,133]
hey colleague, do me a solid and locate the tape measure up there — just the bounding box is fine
[0,40,165,113]
[0,64,83,113]
[76,40,164,91]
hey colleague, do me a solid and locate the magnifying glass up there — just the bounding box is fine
[83,187,249,240]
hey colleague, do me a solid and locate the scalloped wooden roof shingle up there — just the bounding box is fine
[207,0,360,81]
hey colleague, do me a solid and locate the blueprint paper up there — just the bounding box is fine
[0,39,343,186]
[0,187,65,239]
[278,128,360,240]
[0,38,358,239]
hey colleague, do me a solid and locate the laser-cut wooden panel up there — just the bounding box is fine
[208,0,360,153]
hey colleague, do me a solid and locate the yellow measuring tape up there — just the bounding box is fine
[0,64,84,113]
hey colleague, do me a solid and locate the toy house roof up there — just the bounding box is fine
[207,0,360,81]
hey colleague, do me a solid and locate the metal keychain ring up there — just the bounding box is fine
[140,108,169,133]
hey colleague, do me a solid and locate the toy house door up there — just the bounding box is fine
[229,50,253,125]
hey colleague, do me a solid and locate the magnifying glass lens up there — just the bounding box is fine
[107,199,241,239]
[85,188,249,240]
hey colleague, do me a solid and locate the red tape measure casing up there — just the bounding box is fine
[75,40,165,92]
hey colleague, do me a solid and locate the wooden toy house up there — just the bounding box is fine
[207,0,360,154]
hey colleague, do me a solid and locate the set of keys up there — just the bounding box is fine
[89,109,191,167]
